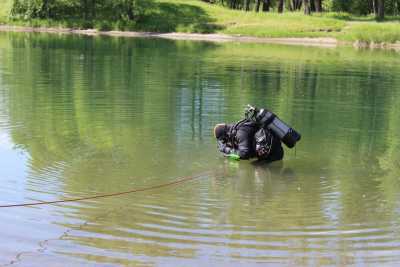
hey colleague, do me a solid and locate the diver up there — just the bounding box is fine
[214,105,301,162]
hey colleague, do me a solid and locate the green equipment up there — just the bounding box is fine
[227,153,240,161]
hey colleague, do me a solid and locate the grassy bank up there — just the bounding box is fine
[1,0,400,44]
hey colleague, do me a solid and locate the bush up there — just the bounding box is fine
[324,12,352,20]
[95,20,112,31]
[10,0,152,23]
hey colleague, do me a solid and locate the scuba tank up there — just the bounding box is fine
[245,105,301,148]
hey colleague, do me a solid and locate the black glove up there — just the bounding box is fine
[217,140,233,155]
[217,140,225,152]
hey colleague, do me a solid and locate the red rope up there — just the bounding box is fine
[0,171,214,208]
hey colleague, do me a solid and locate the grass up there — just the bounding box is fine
[339,22,400,43]
[1,0,400,44]
[149,0,345,37]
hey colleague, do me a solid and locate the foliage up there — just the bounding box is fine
[2,0,400,43]
[9,0,153,24]
[8,0,400,22]
[330,0,400,16]
[135,2,222,33]
[208,0,400,18]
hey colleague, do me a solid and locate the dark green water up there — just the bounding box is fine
[0,32,400,266]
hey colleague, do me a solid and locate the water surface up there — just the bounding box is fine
[0,32,400,266]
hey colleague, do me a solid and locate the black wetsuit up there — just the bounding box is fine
[217,119,284,162]
[217,120,257,159]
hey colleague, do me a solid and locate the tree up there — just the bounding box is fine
[304,0,311,14]
[290,0,302,11]
[278,0,284,13]
[205,0,400,16]
[255,0,262,12]
[376,0,384,20]
[262,0,270,12]
[11,0,150,22]
[310,0,316,11]
[315,0,322,12]
[244,0,250,11]
[372,0,379,15]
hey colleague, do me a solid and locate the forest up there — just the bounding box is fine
[9,0,400,22]
[206,0,400,19]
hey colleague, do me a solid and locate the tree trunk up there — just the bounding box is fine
[310,0,316,12]
[126,0,134,20]
[230,0,238,9]
[292,0,302,10]
[376,0,384,20]
[91,0,96,19]
[278,0,284,13]
[83,0,88,20]
[244,0,250,11]
[40,0,49,18]
[262,0,270,12]
[304,0,311,15]
[235,0,240,9]
[288,0,294,11]
[372,0,379,16]
[397,0,400,15]
[255,0,262,12]
[315,0,322,12]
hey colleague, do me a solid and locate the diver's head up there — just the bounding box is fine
[214,123,227,139]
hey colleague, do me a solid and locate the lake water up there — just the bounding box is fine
[0,32,400,266]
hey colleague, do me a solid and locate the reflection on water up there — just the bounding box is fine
[0,32,400,266]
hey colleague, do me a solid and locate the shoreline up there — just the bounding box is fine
[1,25,400,50]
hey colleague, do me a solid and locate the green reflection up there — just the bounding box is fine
[1,32,400,265]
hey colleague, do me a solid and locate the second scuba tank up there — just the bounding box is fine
[255,108,301,148]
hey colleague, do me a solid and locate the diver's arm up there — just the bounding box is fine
[217,139,233,155]
[236,138,251,159]
[217,128,252,159]
[236,127,254,159]
[217,140,240,159]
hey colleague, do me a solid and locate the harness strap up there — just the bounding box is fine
[227,118,248,146]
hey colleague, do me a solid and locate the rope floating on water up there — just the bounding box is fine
[0,171,215,208]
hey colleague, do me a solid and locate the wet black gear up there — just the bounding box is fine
[216,119,284,162]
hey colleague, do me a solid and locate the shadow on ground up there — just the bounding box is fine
[136,2,224,33]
